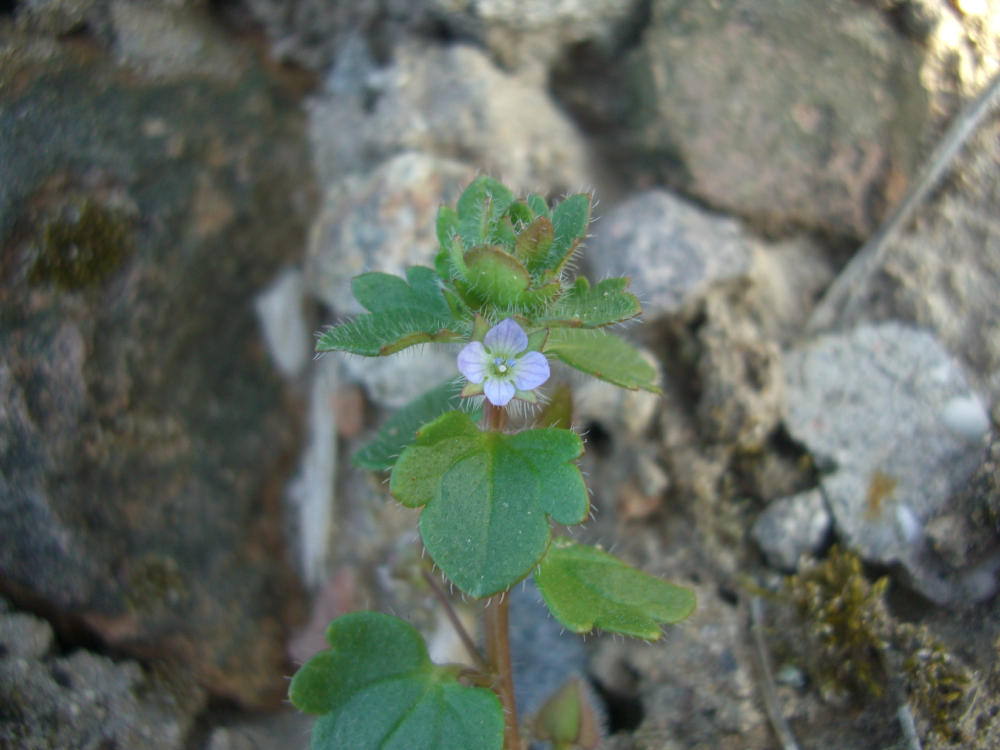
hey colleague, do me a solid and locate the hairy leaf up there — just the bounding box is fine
[289,611,503,750]
[531,193,590,275]
[456,176,515,249]
[390,411,588,597]
[545,328,661,393]
[354,381,480,471]
[316,312,466,356]
[534,538,696,639]
[539,277,641,328]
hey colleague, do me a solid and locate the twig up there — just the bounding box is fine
[421,568,489,672]
[750,596,801,750]
[809,69,1000,332]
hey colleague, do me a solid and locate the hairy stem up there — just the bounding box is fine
[485,595,521,750]
[482,401,520,749]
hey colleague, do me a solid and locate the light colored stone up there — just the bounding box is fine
[254,268,310,379]
[305,152,474,315]
[585,189,754,320]
[752,489,832,571]
[783,321,995,603]
[308,41,592,194]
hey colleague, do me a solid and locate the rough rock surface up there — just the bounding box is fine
[0,39,312,706]
[622,0,928,237]
[824,108,1000,404]
[783,322,996,604]
[0,604,205,750]
[585,189,754,321]
[752,489,832,572]
[308,39,592,193]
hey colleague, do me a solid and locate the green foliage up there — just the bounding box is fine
[545,328,661,393]
[30,200,132,290]
[353,381,481,471]
[784,546,973,741]
[534,537,696,639]
[390,411,588,598]
[532,677,602,750]
[289,611,503,750]
[316,266,468,356]
[784,545,891,698]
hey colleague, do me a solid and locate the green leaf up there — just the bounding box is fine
[514,216,555,269]
[456,176,515,248]
[526,193,550,220]
[316,312,466,356]
[545,328,661,393]
[352,266,452,318]
[390,411,588,598]
[289,611,503,750]
[354,381,481,471]
[539,277,642,328]
[531,193,590,275]
[534,538,696,639]
[316,267,468,356]
[436,205,459,251]
[460,246,531,309]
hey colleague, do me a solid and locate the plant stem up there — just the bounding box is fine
[422,567,489,672]
[482,401,520,749]
[485,595,521,750]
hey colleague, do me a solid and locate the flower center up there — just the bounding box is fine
[493,356,517,375]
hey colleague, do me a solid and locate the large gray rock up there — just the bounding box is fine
[783,322,996,603]
[0,604,205,750]
[815,96,1000,405]
[585,189,754,320]
[308,39,593,193]
[0,38,312,705]
[622,0,928,237]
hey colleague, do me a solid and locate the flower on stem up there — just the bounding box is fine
[457,319,550,407]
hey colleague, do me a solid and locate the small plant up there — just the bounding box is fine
[288,176,696,749]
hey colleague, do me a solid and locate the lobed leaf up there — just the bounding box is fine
[456,176,515,249]
[545,328,661,393]
[352,266,452,318]
[316,311,467,356]
[538,277,641,328]
[289,611,503,750]
[354,381,481,471]
[534,538,696,639]
[530,193,590,276]
[390,411,588,598]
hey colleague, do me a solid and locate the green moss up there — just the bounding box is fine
[783,546,974,743]
[784,545,891,699]
[30,200,132,289]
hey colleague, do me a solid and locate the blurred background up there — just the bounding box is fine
[2,1,999,748]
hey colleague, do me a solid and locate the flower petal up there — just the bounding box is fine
[484,378,516,407]
[512,351,550,391]
[483,318,528,356]
[457,341,488,384]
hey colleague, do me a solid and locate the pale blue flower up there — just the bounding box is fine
[457,319,550,407]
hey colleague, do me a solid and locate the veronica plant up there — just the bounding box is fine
[289,177,696,750]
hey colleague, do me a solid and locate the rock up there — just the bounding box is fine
[287,358,340,589]
[783,322,996,603]
[0,40,313,705]
[621,0,928,237]
[752,489,832,571]
[305,151,474,315]
[254,268,311,380]
[308,40,592,193]
[585,189,754,321]
[427,0,638,81]
[695,292,785,451]
[816,104,1000,404]
[0,608,55,660]
[206,710,313,750]
[0,630,206,750]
